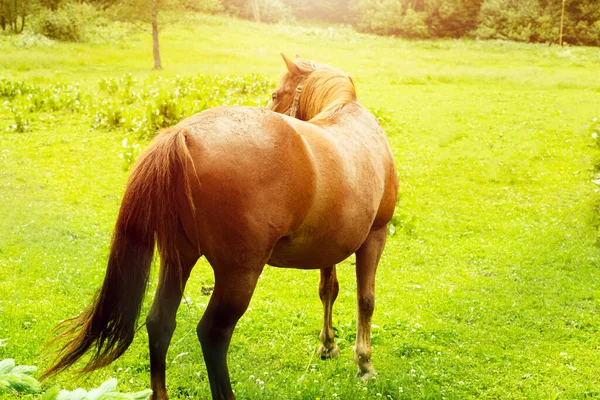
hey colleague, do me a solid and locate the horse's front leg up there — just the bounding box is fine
[318,265,340,359]
[197,264,264,400]
[354,226,387,379]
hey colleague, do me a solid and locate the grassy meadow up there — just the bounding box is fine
[2,13,600,399]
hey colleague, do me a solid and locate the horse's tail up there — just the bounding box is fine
[42,128,196,379]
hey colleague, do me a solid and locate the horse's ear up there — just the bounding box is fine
[281,53,300,75]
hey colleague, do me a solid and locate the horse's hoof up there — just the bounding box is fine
[318,344,340,359]
[356,368,377,380]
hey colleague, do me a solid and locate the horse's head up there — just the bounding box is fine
[268,54,356,122]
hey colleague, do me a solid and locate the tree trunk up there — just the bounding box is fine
[152,0,162,69]
[17,0,26,33]
[251,0,260,23]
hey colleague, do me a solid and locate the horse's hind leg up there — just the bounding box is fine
[197,262,264,400]
[318,265,340,359]
[354,226,387,380]
[146,233,200,400]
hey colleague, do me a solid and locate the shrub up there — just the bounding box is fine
[474,0,561,44]
[353,0,404,36]
[257,0,293,23]
[31,2,101,42]
[33,8,79,41]
[424,0,473,38]
[183,0,223,13]
[401,6,428,38]
[353,0,429,38]
[223,0,293,23]
[573,20,600,47]
[10,31,55,48]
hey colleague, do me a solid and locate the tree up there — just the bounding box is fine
[109,0,182,69]
[0,0,28,32]
[251,0,260,22]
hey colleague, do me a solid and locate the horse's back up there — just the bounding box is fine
[173,107,318,266]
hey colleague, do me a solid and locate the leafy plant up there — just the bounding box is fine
[10,107,30,132]
[0,78,35,99]
[92,73,273,137]
[591,117,600,148]
[44,378,152,400]
[120,137,141,171]
[369,107,394,126]
[0,359,40,395]
[0,359,152,400]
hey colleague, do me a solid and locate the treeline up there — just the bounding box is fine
[1,0,599,46]
[229,0,600,46]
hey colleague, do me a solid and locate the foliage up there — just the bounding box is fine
[591,117,600,148]
[46,378,152,399]
[2,0,600,46]
[8,30,55,47]
[474,0,600,45]
[352,0,428,38]
[424,0,482,38]
[0,73,271,152]
[0,0,29,33]
[182,0,223,13]
[475,0,544,42]
[31,2,86,42]
[0,359,40,394]
[92,73,272,137]
[0,360,152,400]
[0,81,84,113]
[289,0,353,22]
[369,106,394,127]
[8,107,30,132]
[222,0,294,23]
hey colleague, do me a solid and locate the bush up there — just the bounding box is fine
[573,20,600,47]
[33,6,80,41]
[424,0,473,38]
[183,0,223,13]
[258,0,293,23]
[31,1,102,42]
[353,0,428,38]
[9,31,55,48]
[352,0,404,36]
[474,0,564,44]
[401,6,428,38]
[222,0,293,23]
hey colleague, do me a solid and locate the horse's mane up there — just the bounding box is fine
[293,58,357,122]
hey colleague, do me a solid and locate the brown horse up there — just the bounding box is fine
[43,54,399,400]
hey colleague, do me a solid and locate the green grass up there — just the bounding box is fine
[1,13,600,399]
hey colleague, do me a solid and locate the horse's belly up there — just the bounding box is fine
[267,228,368,269]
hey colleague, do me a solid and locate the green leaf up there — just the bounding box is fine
[0,359,15,374]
